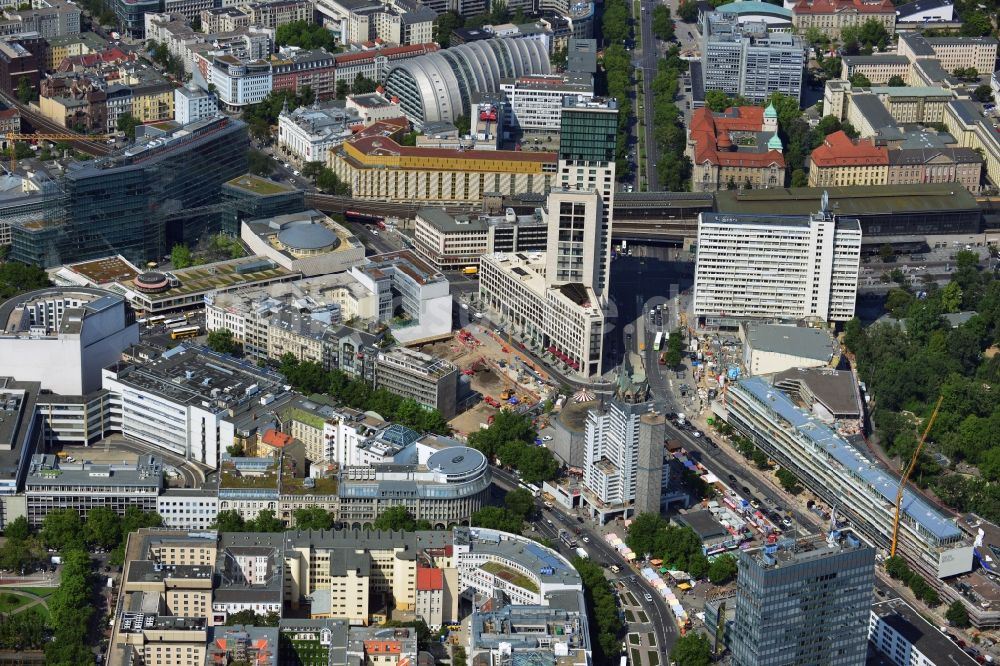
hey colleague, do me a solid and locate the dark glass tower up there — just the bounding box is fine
[729,533,875,666]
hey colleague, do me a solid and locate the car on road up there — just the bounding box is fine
[782,516,793,527]
[644,593,653,602]
[610,564,621,573]
[727,474,736,482]
[741,485,751,495]
[691,430,701,438]
[546,519,553,526]
[582,536,590,543]
[542,435,553,441]
[749,498,761,509]
[544,501,553,509]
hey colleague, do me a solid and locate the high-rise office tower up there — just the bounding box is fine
[729,533,875,666]
[558,96,617,296]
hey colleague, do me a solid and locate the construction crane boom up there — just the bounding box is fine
[890,395,944,557]
[6,132,116,172]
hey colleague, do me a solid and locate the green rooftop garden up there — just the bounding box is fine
[227,174,295,195]
[480,561,539,594]
[285,407,326,430]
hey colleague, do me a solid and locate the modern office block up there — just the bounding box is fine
[724,376,973,584]
[730,533,875,666]
[372,346,458,418]
[693,205,862,324]
[13,116,249,267]
[701,12,805,103]
[219,174,306,237]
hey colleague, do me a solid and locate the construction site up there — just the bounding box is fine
[418,324,559,438]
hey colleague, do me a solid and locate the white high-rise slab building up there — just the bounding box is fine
[693,206,862,324]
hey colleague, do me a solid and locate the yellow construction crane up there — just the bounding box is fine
[890,395,944,557]
[6,132,116,172]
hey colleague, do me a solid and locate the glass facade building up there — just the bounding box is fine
[729,535,875,666]
[558,98,618,163]
[13,117,248,267]
[220,175,306,236]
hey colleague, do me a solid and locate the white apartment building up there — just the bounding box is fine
[898,32,999,75]
[499,72,594,133]
[209,55,273,110]
[582,398,666,518]
[868,598,977,666]
[0,287,139,395]
[724,376,973,584]
[174,82,218,124]
[479,250,605,378]
[413,207,548,271]
[156,489,220,530]
[693,209,862,324]
[478,189,607,379]
[101,346,289,469]
[278,102,363,164]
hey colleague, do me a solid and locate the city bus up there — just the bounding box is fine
[170,326,201,340]
[518,482,540,497]
[164,317,187,328]
[653,331,664,352]
[144,315,166,326]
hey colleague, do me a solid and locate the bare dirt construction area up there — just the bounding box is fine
[422,325,556,438]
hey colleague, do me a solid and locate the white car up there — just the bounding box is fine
[292,170,301,176]
[542,435,553,441]
[582,536,590,543]
[472,312,483,319]
[372,230,379,236]
[644,593,653,602]
[692,431,702,438]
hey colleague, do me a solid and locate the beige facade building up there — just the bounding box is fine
[789,0,895,38]
[808,130,888,188]
[823,80,952,127]
[329,118,557,204]
[945,99,1000,188]
[840,55,909,85]
[898,32,998,74]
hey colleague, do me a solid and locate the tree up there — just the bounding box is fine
[248,148,275,176]
[40,509,83,550]
[974,84,994,103]
[708,554,738,584]
[941,281,964,313]
[670,632,712,666]
[4,516,30,541]
[752,448,769,469]
[336,79,350,99]
[471,506,523,534]
[292,507,334,531]
[275,20,338,50]
[704,89,732,113]
[791,168,808,187]
[454,114,470,136]
[16,76,32,104]
[677,0,697,21]
[887,75,906,87]
[207,328,239,355]
[504,488,535,520]
[170,244,193,269]
[373,506,419,531]
[434,11,462,47]
[467,410,536,461]
[879,243,894,262]
[84,507,121,550]
[213,509,246,532]
[961,11,992,37]
[775,468,801,493]
[946,600,970,627]
[551,46,567,69]
[0,539,33,573]
[849,72,872,87]
[651,5,675,41]
[352,74,377,95]
[117,112,141,141]
[249,509,284,532]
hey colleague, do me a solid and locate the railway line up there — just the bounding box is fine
[0,89,112,157]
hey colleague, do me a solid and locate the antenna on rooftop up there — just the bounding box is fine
[820,190,829,215]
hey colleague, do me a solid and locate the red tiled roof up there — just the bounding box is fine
[810,130,887,167]
[688,106,785,168]
[334,43,438,66]
[792,0,893,14]
[262,428,294,448]
[416,567,444,591]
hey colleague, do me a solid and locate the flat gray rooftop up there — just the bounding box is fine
[744,323,835,362]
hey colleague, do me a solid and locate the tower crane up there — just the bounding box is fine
[6,132,116,172]
[890,395,944,558]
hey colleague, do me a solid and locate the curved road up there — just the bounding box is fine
[99,435,207,488]
[491,466,677,656]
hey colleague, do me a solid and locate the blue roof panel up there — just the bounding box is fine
[739,376,962,542]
